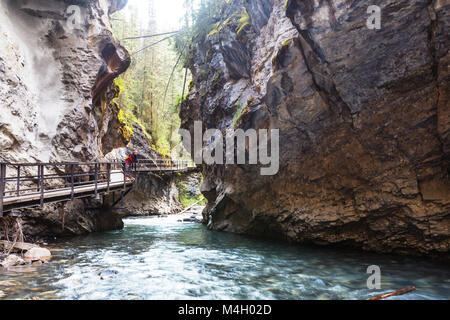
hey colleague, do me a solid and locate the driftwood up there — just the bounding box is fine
[367,286,416,300]
[177,199,204,215]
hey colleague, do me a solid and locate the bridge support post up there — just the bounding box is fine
[70,164,75,201]
[123,163,126,191]
[39,165,44,209]
[94,163,99,198]
[0,163,6,217]
[16,165,20,196]
[59,202,66,231]
[106,163,111,194]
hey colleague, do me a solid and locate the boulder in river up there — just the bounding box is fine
[99,269,119,280]
[0,254,27,269]
[24,248,52,261]
[182,218,202,223]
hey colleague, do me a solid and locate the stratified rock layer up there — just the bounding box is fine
[181,0,449,258]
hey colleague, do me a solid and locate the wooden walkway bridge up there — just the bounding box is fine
[0,159,197,217]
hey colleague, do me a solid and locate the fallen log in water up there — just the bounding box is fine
[367,286,416,300]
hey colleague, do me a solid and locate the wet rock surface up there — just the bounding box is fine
[181,0,450,258]
[23,247,52,261]
[0,254,27,269]
[0,243,53,269]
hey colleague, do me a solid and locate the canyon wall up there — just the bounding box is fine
[0,0,130,239]
[181,0,450,258]
[0,0,130,163]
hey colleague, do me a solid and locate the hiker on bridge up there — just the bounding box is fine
[131,149,139,171]
[125,150,139,180]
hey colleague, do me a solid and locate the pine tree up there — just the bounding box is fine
[110,0,190,158]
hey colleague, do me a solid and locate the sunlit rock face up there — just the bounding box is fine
[0,0,130,238]
[181,0,449,258]
[0,0,130,163]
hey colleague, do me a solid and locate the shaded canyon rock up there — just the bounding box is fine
[181,0,450,258]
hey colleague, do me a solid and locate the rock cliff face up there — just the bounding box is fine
[115,172,183,217]
[0,0,130,163]
[181,0,449,258]
[0,0,130,239]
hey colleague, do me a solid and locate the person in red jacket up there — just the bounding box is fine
[125,154,133,179]
[125,150,138,180]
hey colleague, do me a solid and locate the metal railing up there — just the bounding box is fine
[0,159,196,216]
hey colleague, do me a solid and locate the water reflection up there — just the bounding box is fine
[0,215,449,300]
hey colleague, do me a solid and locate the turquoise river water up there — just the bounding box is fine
[0,214,449,300]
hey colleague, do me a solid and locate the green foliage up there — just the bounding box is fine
[188,80,194,91]
[178,181,207,208]
[175,0,253,63]
[155,140,171,158]
[236,7,250,36]
[207,15,234,38]
[117,109,135,141]
[111,3,191,159]
[114,77,125,92]
[175,94,188,108]
[282,39,292,48]
[179,193,207,208]
[272,39,292,69]
[232,101,247,129]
